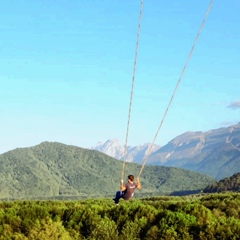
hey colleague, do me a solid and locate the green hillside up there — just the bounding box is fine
[0,142,215,200]
[204,172,240,193]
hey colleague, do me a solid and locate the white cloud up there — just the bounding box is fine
[227,100,240,109]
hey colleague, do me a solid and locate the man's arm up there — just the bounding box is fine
[120,179,126,191]
[136,178,142,189]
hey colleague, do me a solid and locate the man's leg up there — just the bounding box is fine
[113,191,124,204]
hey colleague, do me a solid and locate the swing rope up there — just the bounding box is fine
[122,0,144,181]
[137,0,214,179]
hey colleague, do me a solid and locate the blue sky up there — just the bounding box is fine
[1,0,239,153]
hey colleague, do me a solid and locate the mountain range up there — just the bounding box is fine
[1,123,239,200]
[91,122,240,180]
[148,122,240,180]
[0,142,214,200]
[91,139,160,163]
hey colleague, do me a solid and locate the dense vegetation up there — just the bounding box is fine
[0,142,215,200]
[204,172,240,193]
[1,193,240,239]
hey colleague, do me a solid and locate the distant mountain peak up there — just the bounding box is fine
[91,139,161,163]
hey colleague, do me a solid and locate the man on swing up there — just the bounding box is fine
[113,175,141,205]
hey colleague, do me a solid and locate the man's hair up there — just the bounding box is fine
[128,175,134,182]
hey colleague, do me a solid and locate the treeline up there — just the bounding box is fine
[1,193,240,239]
[204,172,240,193]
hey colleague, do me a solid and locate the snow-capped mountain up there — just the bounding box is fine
[91,139,161,163]
[92,139,125,160]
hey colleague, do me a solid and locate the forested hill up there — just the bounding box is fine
[0,142,215,200]
[204,172,240,193]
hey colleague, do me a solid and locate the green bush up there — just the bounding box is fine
[0,193,240,239]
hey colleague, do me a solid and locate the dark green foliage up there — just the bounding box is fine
[0,142,215,200]
[0,193,240,239]
[204,172,240,193]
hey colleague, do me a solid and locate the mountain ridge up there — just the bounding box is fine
[91,139,161,163]
[90,123,240,180]
[148,122,240,180]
